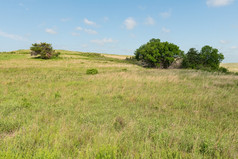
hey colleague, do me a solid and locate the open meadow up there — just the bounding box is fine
[0,51,238,158]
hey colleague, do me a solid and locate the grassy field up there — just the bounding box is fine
[221,63,238,73]
[0,51,238,158]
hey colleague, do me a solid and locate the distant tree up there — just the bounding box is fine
[182,48,201,69]
[30,42,60,59]
[199,45,224,70]
[182,45,224,70]
[135,38,184,68]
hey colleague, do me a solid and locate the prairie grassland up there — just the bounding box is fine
[221,63,238,72]
[0,52,238,158]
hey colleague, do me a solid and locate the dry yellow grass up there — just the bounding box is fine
[221,63,238,72]
[103,54,131,60]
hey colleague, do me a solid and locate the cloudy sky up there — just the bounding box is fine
[0,0,238,62]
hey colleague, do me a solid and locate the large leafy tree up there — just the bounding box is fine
[200,45,224,69]
[135,38,183,68]
[182,45,224,70]
[30,42,60,59]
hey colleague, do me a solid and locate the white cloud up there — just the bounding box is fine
[160,9,172,19]
[72,32,80,36]
[61,18,70,22]
[91,38,116,45]
[220,40,229,44]
[84,18,96,26]
[0,30,27,41]
[45,28,57,34]
[124,17,137,30]
[76,27,83,31]
[74,27,97,35]
[145,16,155,25]
[231,46,238,50]
[84,29,98,35]
[162,27,171,33]
[206,0,234,7]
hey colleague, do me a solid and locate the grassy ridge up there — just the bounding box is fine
[221,63,238,72]
[0,52,238,158]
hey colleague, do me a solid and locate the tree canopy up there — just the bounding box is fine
[30,42,60,59]
[182,45,224,70]
[135,38,184,68]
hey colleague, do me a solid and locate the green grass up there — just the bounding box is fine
[0,51,237,158]
[0,54,26,60]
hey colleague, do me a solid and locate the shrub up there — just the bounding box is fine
[21,98,32,108]
[30,42,60,59]
[113,116,126,131]
[135,38,184,68]
[218,67,228,73]
[86,69,98,75]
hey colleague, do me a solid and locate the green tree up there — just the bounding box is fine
[30,42,60,59]
[135,38,183,68]
[182,48,200,69]
[200,45,224,70]
[182,45,224,70]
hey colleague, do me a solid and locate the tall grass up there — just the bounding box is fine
[0,52,237,158]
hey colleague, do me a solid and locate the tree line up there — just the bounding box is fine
[134,38,226,72]
[30,40,227,72]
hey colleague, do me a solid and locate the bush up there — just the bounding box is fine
[218,67,228,73]
[135,38,184,68]
[30,42,60,59]
[121,68,128,72]
[86,69,98,75]
[113,117,126,131]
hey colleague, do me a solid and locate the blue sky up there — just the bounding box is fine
[0,0,238,62]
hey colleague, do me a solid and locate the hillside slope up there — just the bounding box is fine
[0,51,238,158]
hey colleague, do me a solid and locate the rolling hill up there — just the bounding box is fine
[0,50,237,158]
